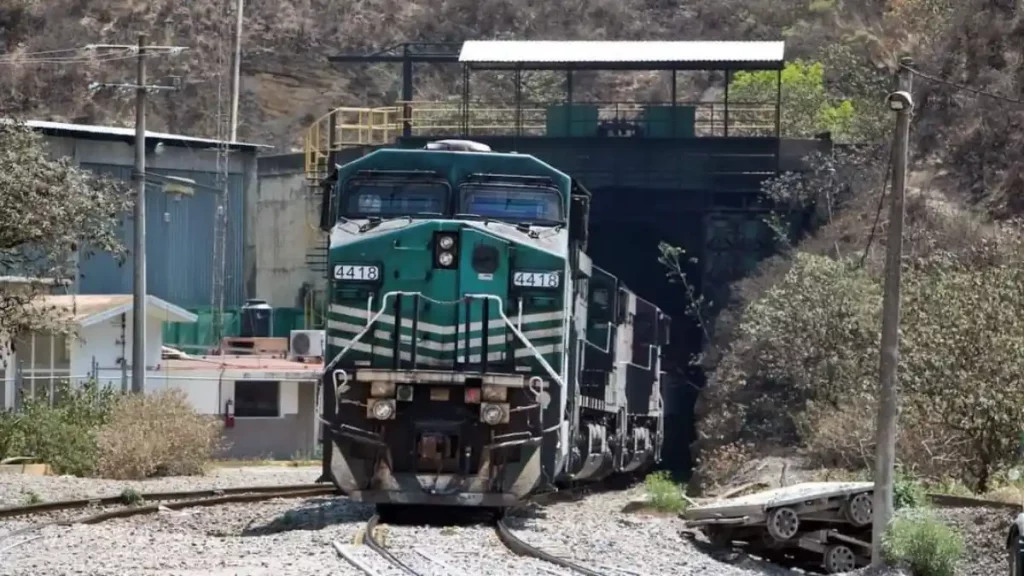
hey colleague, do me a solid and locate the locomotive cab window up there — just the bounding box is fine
[340,178,451,220]
[234,380,281,418]
[457,183,564,225]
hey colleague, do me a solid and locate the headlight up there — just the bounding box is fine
[369,399,395,420]
[438,235,455,250]
[438,251,454,267]
[480,403,506,425]
[481,385,507,402]
[370,381,395,397]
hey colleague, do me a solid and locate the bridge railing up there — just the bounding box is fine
[304,100,778,182]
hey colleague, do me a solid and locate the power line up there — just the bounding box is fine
[859,143,893,268]
[904,64,1024,105]
[0,45,186,65]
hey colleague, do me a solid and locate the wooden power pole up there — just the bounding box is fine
[91,39,186,392]
[130,33,148,394]
[871,58,914,564]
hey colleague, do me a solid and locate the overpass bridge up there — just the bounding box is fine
[297,40,831,474]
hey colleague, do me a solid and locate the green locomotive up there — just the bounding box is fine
[317,139,669,509]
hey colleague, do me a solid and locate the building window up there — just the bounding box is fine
[234,380,280,417]
[14,330,72,404]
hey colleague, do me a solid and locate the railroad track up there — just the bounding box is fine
[0,483,333,520]
[333,512,610,576]
[3,480,626,574]
[0,483,337,551]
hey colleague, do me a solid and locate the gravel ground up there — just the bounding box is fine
[933,506,1015,576]
[1,491,373,575]
[508,485,799,576]
[0,465,321,508]
[383,523,566,576]
[2,467,1012,576]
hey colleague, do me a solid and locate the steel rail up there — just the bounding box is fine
[0,485,337,553]
[495,517,608,576]
[0,482,330,519]
[362,514,425,575]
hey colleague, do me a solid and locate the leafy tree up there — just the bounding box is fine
[691,222,1024,492]
[0,120,131,348]
[899,239,1024,491]
[728,60,856,141]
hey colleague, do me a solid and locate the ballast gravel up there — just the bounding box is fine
[1,467,1013,576]
[506,486,799,576]
[0,465,321,508]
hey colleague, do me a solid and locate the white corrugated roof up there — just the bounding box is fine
[24,120,269,149]
[459,41,785,65]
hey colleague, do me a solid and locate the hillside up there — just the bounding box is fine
[0,0,893,151]
[8,0,1024,497]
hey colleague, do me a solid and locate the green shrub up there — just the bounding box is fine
[894,470,928,510]
[0,383,224,479]
[2,380,119,476]
[882,508,964,576]
[644,471,689,513]
[95,389,224,479]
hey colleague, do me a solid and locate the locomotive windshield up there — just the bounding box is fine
[457,184,563,225]
[340,178,450,220]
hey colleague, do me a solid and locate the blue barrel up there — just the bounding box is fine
[240,299,273,338]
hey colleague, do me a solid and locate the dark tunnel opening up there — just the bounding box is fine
[586,187,707,477]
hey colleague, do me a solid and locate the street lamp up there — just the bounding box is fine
[886,91,913,112]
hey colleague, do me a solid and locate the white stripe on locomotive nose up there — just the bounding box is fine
[328,304,564,334]
[327,336,560,360]
[326,324,563,352]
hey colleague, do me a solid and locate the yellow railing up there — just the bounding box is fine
[303,101,779,183]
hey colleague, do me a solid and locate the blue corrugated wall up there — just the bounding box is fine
[77,163,245,309]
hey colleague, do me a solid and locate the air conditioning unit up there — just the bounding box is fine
[289,330,325,361]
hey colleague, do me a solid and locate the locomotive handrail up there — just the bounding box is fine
[583,322,614,354]
[464,293,565,391]
[322,291,566,393]
[618,343,657,372]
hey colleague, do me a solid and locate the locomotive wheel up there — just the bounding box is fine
[843,493,873,527]
[766,506,800,541]
[823,544,858,573]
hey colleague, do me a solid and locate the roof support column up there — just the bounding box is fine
[565,70,574,136]
[514,67,523,136]
[775,68,782,138]
[461,64,471,136]
[402,44,413,138]
[724,70,731,138]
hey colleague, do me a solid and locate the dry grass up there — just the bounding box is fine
[95,389,226,480]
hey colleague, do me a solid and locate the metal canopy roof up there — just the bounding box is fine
[23,120,269,150]
[459,40,786,71]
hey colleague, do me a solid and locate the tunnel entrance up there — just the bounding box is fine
[587,186,706,476]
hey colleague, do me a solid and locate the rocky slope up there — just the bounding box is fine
[0,0,870,151]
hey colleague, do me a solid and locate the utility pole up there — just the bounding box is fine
[229,0,244,141]
[131,33,148,394]
[871,58,914,565]
[90,39,187,394]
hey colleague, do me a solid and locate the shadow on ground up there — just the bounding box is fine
[238,496,373,536]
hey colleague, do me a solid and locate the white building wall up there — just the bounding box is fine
[146,370,223,414]
[73,312,165,391]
